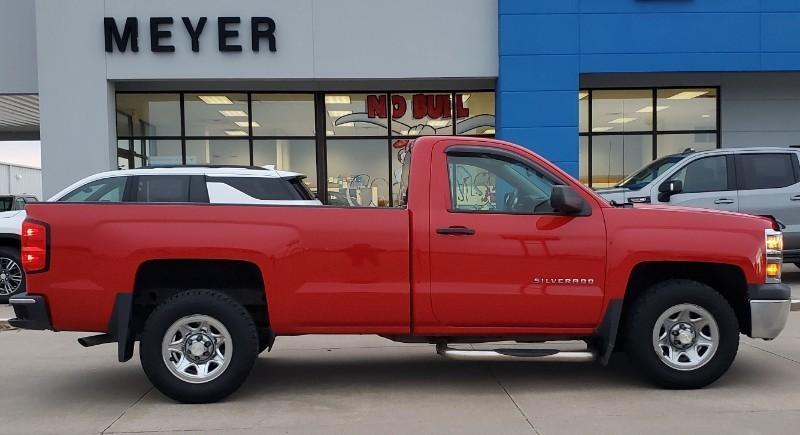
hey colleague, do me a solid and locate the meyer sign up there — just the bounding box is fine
[104,17,277,53]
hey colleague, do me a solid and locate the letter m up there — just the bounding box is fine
[104,17,139,53]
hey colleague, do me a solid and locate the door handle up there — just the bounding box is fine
[791,195,800,201]
[714,198,735,205]
[436,226,476,236]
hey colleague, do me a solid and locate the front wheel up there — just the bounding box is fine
[625,279,739,389]
[139,289,259,403]
[0,246,25,303]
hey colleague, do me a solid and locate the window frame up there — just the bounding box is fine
[734,152,800,191]
[579,86,721,188]
[116,89,496,206]
[444,145,569,216]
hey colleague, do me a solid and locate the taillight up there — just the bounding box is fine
[21,221,48,273]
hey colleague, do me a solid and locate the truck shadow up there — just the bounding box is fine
[228,350,770,401]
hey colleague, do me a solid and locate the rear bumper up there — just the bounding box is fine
[8,293,52,330]
[748,283,791,340]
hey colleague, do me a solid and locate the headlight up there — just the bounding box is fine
[765,229,783,283]
[766,231,783,253]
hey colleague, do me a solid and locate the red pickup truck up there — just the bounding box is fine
[10,136,793,403]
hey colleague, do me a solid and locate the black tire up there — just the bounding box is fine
[139,289,259,403]
[0,246,25,303]
[625,279,739,389]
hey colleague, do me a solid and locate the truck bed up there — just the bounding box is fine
[25,203,411,334]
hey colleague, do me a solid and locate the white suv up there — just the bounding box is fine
[50,166,321,205]
[0,195,38,301]
[0,166,320,301]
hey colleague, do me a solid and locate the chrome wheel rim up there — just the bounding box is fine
[0,256,23,296]
[652,303,719,371]
[162,315,232,384]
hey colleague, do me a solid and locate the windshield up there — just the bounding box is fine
[615,155,684,190]
[0,197,13,212]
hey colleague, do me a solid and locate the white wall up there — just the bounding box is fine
[103,0,498,81]
[0,0,38,94]
[720,74,800,148]
[32,0,498,197]
[0,163,42,198]
[35,0,116,197]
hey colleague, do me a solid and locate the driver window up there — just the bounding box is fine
[59,177,127,202]
[668,156,729,193]
[447,153,556,214]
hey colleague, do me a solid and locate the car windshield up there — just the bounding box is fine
[615,155,684,190]
[0,197,13,212]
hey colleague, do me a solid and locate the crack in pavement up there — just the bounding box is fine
[489,366,541,435]
[742,341,800,365]
[101,386,153,435]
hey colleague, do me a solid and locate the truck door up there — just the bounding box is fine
[735,152,800,255]
[427,142,606,328]
[659,155,738,212]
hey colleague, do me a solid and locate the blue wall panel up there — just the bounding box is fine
[496,0,800,177]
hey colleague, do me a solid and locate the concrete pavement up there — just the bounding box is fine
[2,269,800,435]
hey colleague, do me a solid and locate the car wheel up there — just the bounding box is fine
[139,289,259,403]
[0,246,25,303]
[625,279,739,389]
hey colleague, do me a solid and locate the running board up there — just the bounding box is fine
[436,343,596,363]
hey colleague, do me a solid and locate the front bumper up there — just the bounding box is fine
[8,293,52,330]
[748,283,792,340]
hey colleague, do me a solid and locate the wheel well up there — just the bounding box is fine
[620,262,750,339]
[0,235,20,251]
[130,259,269,336]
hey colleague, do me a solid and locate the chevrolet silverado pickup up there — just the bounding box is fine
[9,136,794,403]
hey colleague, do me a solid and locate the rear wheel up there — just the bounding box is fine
[139,289,259,403]
[0,246,24,303]
[625,279,739,389]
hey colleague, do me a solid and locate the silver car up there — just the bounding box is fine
[597,147,800,264]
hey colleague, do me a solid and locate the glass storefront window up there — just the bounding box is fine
[325,94,388,137]
[657,133,717,158]
[591,135,653,188]
[391,138,413,206]
[591,90,652,133]
[579,136,589,185]
[116,93,181,137]
[143,139,182,166]
[579,91,588,133]
[253,139,317,192]
[579,87,718,188]
[184,93,248,137]
[251,94,315,136]
[455,92,495,135]
[391,93,453,136]
[657,88,717,131]
[185,139,249,165]
[116,90,495,204]
[327,139,390,207]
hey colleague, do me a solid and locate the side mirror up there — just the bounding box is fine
[550,185,585,215]
[657,180,683,202]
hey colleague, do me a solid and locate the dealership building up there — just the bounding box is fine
[3,0,800,201]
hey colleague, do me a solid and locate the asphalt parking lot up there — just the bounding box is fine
[2,272,800,435]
